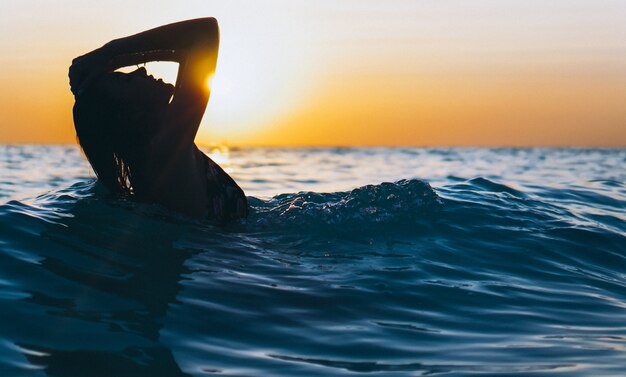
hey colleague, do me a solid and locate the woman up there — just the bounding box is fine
[69,18,248,222]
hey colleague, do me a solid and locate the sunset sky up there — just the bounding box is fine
[1,0,625,146]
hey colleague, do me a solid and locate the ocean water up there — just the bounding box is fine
[0,145,625,376]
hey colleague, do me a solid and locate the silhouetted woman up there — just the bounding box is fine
[69,18,248,221]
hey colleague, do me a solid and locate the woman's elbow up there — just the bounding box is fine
[201,18,219,45]
[193,17,218,36]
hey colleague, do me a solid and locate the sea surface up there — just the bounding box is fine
[0,145,625,376]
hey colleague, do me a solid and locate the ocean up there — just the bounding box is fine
[0,145,624,376]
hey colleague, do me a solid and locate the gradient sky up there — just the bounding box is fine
[1,0,625,146]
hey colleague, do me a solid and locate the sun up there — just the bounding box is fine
[199,29,319,145]
[142,39,312,145]
[134,4,322,146]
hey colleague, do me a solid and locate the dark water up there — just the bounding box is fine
[0,146,625,376]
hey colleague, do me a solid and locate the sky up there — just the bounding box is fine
[0,0,625,147]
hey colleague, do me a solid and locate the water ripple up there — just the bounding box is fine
[0,146,625,376]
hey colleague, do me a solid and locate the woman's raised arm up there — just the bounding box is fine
[69,18,219,97]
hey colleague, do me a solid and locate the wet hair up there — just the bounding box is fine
[73,72,161,196]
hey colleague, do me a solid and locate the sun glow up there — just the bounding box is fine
[2,1,625,146]
[196,11,320,146]
[141,3,321,146]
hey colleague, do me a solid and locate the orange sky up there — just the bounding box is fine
[1,0,625,146]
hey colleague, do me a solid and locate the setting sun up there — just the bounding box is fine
[139,3,322,146]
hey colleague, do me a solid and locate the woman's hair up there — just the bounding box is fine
[73,72,158,196]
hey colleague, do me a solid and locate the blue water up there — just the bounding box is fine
[0,145,625,376]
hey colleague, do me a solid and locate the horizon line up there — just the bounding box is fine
[1,142,624,149]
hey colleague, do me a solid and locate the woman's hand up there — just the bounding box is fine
[69,46,112,97]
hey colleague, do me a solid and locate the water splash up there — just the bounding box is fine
[249,179,442,232]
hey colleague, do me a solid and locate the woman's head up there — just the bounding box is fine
[73,67,174,194]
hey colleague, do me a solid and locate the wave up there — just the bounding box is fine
[1,179,443,235]
[2,177,623,271]
[248,179,442,233]
[2,176,624,242]
[1,176,625,376]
